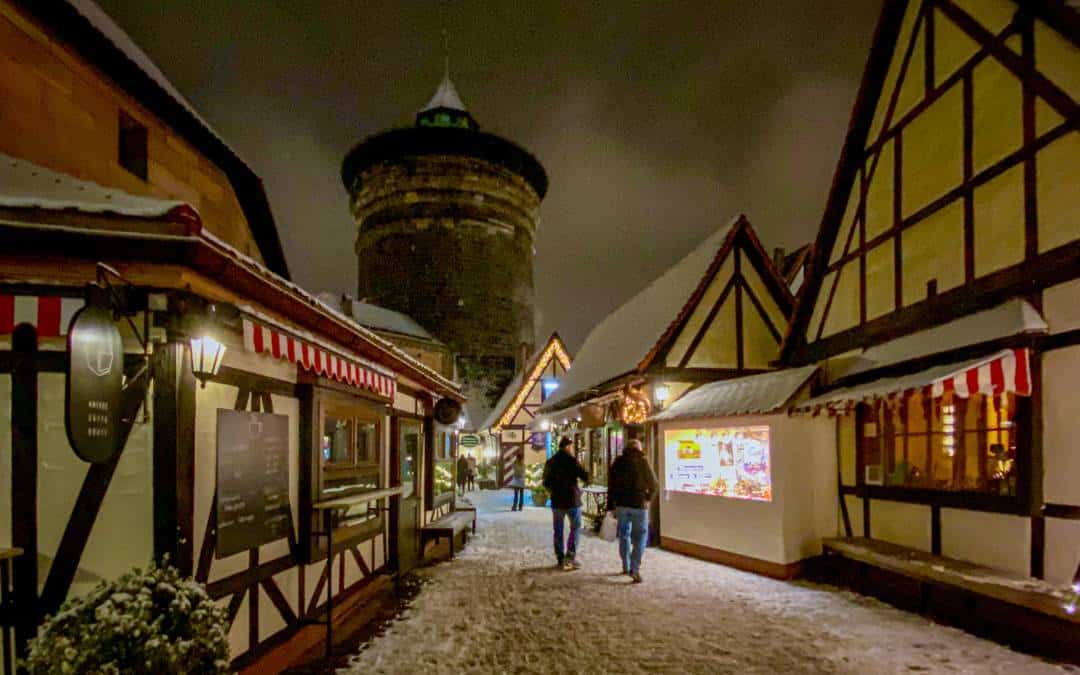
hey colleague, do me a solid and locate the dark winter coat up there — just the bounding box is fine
[608,447,659,510]
[542,451,589,509]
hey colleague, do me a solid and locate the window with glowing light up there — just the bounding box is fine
[664,427,772,501]
[857,391,1023,495]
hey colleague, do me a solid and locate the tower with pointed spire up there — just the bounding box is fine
[342,71,547,423]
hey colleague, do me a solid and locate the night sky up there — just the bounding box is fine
[96,0,882,352]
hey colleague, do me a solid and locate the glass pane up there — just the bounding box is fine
[357,422,377,463]
[400,422,422,498]
[323,416,352,464]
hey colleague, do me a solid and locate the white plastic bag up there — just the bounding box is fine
[600,511,618,542]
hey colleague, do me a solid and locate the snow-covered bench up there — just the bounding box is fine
[421,510,476,558]
[823,537,1080,664]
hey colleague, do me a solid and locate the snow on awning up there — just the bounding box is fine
[649,366,818,422]
[243,318,397,399]
[835,299,1045,380]
[798,349,1032,417]
[0,153,196,222]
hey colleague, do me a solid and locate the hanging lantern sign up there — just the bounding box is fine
[433,397,463,425]
[65,302,125,463]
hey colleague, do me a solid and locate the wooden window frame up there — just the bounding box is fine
[854,391,1030,514]
[300,385,387,563]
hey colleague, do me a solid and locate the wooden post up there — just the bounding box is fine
[152,342,196,576]
[10,325,38,655]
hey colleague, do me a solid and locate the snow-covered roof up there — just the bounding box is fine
[650,366,818,422]
[422,73,467,112]
[481,371,525,431]
[66,0,226,147]
[315,292,439,342]
[0,153,188,218]
[837,298,1047,379]
[539,219,738,412]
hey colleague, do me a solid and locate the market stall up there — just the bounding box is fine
[650,367,835,579]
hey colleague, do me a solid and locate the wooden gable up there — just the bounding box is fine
[643,215,794,374]
[783,0,1079,364]
[495,333,571,429]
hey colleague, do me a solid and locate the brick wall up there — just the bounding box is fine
[0,0,264,262]
[350,154,541,409]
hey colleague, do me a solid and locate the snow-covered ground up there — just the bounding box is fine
[344,490,1071,674]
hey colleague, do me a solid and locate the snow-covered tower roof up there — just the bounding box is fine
[416,70,476,130]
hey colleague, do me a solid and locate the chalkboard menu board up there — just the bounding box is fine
[216,409,291,558]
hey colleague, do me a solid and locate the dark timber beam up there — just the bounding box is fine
[152,342,196,576]
[10,325,38,654]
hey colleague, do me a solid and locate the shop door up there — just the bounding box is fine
[396,419,423,572]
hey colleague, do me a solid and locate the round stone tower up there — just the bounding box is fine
[342,73,547,416]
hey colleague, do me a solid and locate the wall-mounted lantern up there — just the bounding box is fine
[189,334,226,387]
[654,383,670,407]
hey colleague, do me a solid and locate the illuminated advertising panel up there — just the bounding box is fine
[664,426,772,501]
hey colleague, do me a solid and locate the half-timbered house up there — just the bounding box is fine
[478,333,571,485]
[0,1,465,669]
[781,0,1079,658]
[535,215,796,530]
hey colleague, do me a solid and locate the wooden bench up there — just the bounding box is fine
[421,510,476,558]
[823,537,1080,664]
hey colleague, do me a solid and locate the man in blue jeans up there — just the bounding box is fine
[607,439,658,583]
[542,436,589,569]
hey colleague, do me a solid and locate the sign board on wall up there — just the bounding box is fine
[459,434,480,447]
[65,304,125,463]
[664,426,772,501]
[216,409,292,558]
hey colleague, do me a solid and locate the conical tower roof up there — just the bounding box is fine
[421,72,466,113]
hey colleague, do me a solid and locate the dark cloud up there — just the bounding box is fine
[95,0,881,351]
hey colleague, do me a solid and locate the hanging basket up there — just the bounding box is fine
[580,403,605,428]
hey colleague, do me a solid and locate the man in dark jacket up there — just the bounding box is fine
[542,436,589,569]
[608,439,659,582]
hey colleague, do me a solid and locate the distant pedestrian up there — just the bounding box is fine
[607,439,658,583]
[456,454,469,495]
[509,457,526,511]
[466,456,477,491]
[543,436,589,569]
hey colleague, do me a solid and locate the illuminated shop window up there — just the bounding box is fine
[858,391,1021,495]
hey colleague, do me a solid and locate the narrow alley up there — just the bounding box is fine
[343,492,1068,675]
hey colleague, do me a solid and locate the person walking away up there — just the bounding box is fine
[466,456,477,491]
[543,437,589,569]
[607,439,658,583]
[456,454,469,495]
[509,457,526,511]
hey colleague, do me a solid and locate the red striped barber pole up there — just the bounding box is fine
[243,318,396,398]
[0,294,85,337]
[931,348,1031,398]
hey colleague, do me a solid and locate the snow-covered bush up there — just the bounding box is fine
[525,462,544,489]
[24,561,230,674]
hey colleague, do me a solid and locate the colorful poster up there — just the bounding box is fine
[664,426,772,501]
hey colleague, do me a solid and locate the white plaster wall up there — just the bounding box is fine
[193,348,301,658]
[869,500,932,552]
[1044,278,1080,334]
[1045,518,1080,586]
[34,373,154,597]
[941,508,1030,576]
[659,414,836,565]
[1042,344,1080,505]
[843,495,864,537]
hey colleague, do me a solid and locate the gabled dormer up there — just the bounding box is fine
[642,215,795,375]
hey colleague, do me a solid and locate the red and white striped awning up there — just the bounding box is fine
[800,349,1032,416]
[0,294,85,338]
[243,318,397,399]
